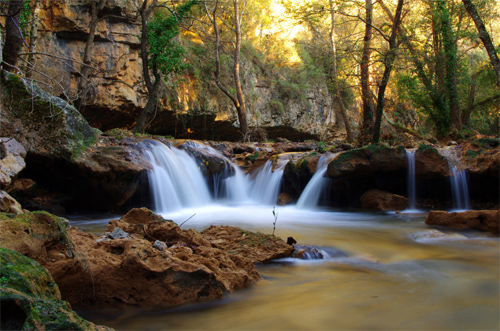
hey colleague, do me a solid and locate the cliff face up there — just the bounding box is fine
[32,0,345,140]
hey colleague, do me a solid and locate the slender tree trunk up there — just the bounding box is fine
[25,0,40,78]
[462,0,500,91]
[372,0,404,143]
[205,0,248,137]
[360,0,374,138]
[2,0,24,72]
[438,1,461,131]
[232,0,248,136]
[75,0,107,109]
[329,0,352,142]
[134,0,159,134]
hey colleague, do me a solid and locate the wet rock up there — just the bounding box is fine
[425,210,499,235]
[414,144,450,178]
[277,193,294,206]
[360,189,408,211]
[200,225,293,263]
[152,240,167,252]
[0,190,24,214]
[0,248,112,330]
[326,145,407,179]
[0,138,26,190]
[292,246,324,260]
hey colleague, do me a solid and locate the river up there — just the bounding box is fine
[73,205,499,330]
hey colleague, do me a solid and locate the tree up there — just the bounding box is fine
[204,0,248,136]
[372,0,404,143]
[2,0,24,72]
[134,0,196,134]
[462,0,500,91]
[360,0,374,138]
[328,0,352,142]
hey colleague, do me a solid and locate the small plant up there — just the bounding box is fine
[0,276,8,287]
[272,206,278,236]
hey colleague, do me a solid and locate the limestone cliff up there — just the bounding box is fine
[30,0,348,140]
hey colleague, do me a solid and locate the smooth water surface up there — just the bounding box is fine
[75,206,499,330]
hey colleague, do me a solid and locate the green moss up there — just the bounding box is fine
[238,231,273,247]
[417,143,440,155]
[0,248,112,330]
[465,150,480,158]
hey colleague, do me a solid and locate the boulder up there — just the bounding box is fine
[200,225,293,263]
[414,144,450,178]
[0,71,98,160]
[425,210,499,235]
[360,189,408,211]
[327,145,407,179]
[0,209,261,308]
[0,190,24,214]
[0,248,112,330]
[0,138,27,190]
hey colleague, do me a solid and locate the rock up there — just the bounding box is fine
[0,190,24,214]
[200,225,293,263]
[326,145,407,179]
[0,209,261,308]
[152,240,167,252]
[425,210,500,235]
[360,189,408,211]
[277,193,294,206]
[0,71,98,160]
[0,138,27,190]
[292,246,324,260]
[108,227,129,240]
[414,144,450,178]
[410,230,468,241]
[0,248,112,330]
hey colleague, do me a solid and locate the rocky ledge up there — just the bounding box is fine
[425,210,499,235]
[0,208,293,308]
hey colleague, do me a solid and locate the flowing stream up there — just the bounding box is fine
[73,141,497,330]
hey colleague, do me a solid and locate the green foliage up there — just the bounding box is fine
[148,0,198,75]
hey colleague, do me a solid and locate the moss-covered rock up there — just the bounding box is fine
[0,71,97,160]
[0,248,112,330]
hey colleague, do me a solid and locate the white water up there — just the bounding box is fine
[449,163,471,210]
[142,140,287,210]
[405,149,418,211]
[296,154,335,209]
[142,140,212,213]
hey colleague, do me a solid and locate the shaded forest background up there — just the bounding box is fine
[1,0,499,143]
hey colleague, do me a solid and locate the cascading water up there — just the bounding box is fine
[296,154,335,209]
[141,140,212,213]
[405,149,417,210]
[249,159,287,205]
[440,148,471,210]
[449,163,471,210]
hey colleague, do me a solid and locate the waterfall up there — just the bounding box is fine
[449,163,471,210]
[222,165,251,203]
[141,140,212,213]
[249,159,286,205]
[296,155,334,209]
[406,150,417,210]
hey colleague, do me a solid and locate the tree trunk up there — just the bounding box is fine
[2,0,24,72]
[232,0,248,136]
[75,0,107,109]
[462,0,500,91]
[134,0,159,134]
[205,0,248,137]
[329,0,352,142]
[360,0,374,138]
[437,0,461,131]
[372,0,404,143]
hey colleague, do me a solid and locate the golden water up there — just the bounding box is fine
[75,209,499,330]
